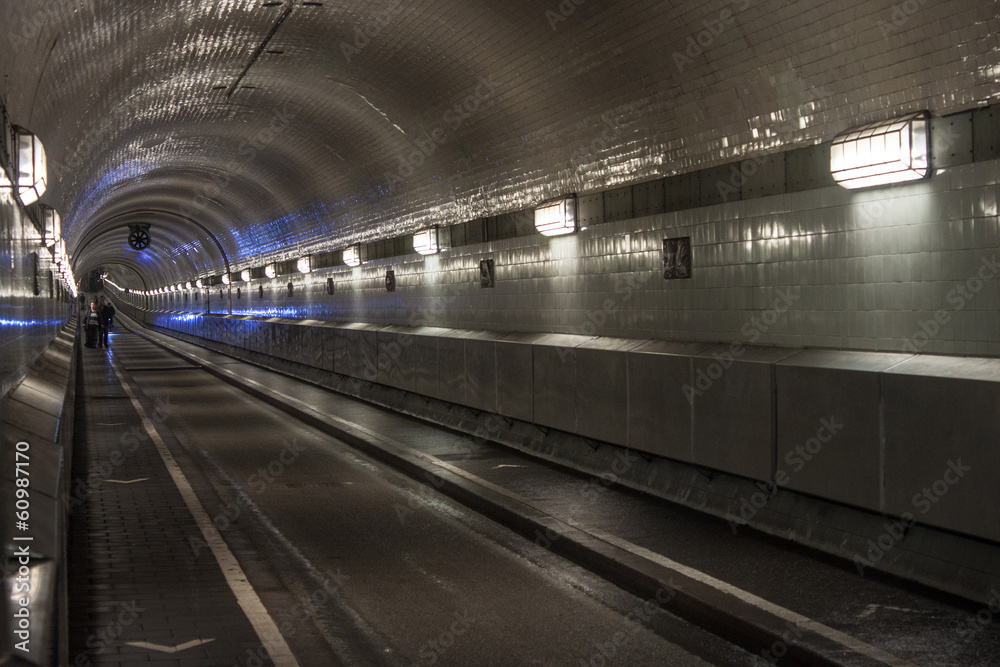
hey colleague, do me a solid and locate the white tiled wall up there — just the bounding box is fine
[151,157,1000,357]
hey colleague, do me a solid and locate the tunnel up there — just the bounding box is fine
[2,1,1000,665]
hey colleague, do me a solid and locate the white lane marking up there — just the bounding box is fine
[125,638,215,653]
[105,478,149,484]
[148,331,916,667]
[493,464,527,469]
[109,360,300,667]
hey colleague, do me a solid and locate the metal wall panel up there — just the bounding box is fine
[464,337,498,412]
[320,323,337,371]
[603,185,634,223]
[632,179,666,218]
[785,143,835,192]
[931,112,974,168]
[740,153,786,199]
[437,334,467,405]
[883,357,1000,543]
[377,327,416,392]
[495,337,534,421]
[627,341,711,461]
[972,106,1000,161]
[699,164,739,206]
[335,324,380,381]
[691,345,796,481]
[775,350,912,511]
[575,339,644,446]
[577,193,605,228]
[664,171,701,212]
[531,334,591,434]
[411,329,447,399]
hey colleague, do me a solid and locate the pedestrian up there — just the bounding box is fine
[98,298,114,348]
[83,302,100,348]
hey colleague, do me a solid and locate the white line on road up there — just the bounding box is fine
[109,359,299,667]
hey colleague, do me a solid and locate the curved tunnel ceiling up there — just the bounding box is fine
[2,0,998,289]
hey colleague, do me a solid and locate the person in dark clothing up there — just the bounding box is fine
[98,298,114,348]
[83,302,100,348]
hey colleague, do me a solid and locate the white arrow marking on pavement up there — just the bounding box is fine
[125,638,215,653]
[105,478,149,484]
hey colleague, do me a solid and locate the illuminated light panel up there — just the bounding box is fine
[240,269,251,282]
[343,244,362,267]
[42,206,61,247]
[222,274,231,285]
[297,256,312,274]
[831,112,930,189]
[534,196,577,236]
[15,129,47,205]
[265,264,277,279]
[413,228,440,255]
[185,282,193,290]
[195,279,204,289]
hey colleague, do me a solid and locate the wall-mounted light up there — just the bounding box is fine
[222,274,231,285]
[195,279,204,289]
[534,195,577,236]
[297,256,312,274]
[343,244,362,267]
[185,281,193,290]
[14,128,47,205]
[265,264,277,279]
[41,206,60,247]
[170,285,177,292]
[240,269,251,282]
[413,227,448,255]
[831,111,930,189]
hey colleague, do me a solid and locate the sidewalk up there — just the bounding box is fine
[67,338,290,666]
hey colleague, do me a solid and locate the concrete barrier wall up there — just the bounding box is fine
[143,309,1000,546]
[0,319,78,665]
